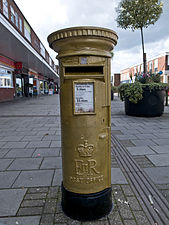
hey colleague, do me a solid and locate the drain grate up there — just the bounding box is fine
[111,135,169,225]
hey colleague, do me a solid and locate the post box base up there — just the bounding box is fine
[61,184,112,221]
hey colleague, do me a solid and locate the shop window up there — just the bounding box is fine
[40,43,45,58]
[149,61,153,73]
[0,69,13,88]
[34,38,40,51]
[24,20,31,42]
[10,5,15,23]
[19,17,22,32]
[3,0,8,18]
[154,59,158,72]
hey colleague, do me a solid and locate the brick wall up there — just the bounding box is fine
[114,73,120,86]
[0,88,15,102]
[158,56,166,71]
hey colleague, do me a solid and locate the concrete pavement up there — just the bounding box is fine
[0,94,168,225]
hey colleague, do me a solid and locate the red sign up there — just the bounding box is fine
[15,62,23,69]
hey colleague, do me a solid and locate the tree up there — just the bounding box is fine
[116,0,163,73]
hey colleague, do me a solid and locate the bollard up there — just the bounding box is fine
[48,26,118,221]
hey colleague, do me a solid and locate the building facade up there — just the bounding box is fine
[120,52,169,84]
[112,73,121,86]
[0,0,59,102]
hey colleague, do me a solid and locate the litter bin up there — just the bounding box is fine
[48,26,118,221]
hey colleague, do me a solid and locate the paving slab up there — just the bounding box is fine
[153,132,169,138]
[7,158,43,170]
[144,167,169,184]
[131,139,157,146]
[50,140,61,148]
[0,136,24,142]
[42,135,61,141]
[0,159,13,171]
[32,147,60,157]
[146,154,169,166]
[13,170,54,188]
[135,133,157,139]
[126,146,156,156]
[111,168,128,184]
[0,142,6,148]
[40,157,62,169]
[36,130,56,136]
[21,136,43,141]
[152,138,169,145]
[133,211,151,225]
[0,189,27,216]
[0,216,40,225]
[115,134,137,140]
[4,148,35,158]
[0,171,20,188]
[52,169,62,186]
[0,149,10,158]
[1,141,28,149]
[150,145,169,154]
[26,141,51,148]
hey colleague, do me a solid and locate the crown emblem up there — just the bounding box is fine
[77,140,94,157]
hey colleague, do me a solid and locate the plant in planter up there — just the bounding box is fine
[119,72,169,117]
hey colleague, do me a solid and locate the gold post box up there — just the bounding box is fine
[48,26,118,221]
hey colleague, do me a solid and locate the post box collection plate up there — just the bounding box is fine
[73,81,95,114]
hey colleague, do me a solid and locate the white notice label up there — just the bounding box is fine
[74,83,94,113]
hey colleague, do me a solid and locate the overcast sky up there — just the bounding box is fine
[15,0,169,74]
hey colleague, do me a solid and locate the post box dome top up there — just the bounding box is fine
[47,26,118,58]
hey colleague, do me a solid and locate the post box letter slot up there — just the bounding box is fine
[65,66,103,75]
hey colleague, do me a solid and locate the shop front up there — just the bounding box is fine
[15,71,29,97]
[0,56,15,102]
[0,66,15,102]
[44,80,49,94]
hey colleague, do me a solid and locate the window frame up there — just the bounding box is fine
[3,0,9,18]
[15,11,18,28]
[10,5,15,23]
[40,43,46,58]
[19,17,22,32]
[0,69,13,88]
[154,59,158,72]
[24,20,31,42]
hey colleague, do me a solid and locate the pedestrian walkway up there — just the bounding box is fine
[0,94,168,225]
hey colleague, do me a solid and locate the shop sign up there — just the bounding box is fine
[15,62,23,70]
[0,56,15,68]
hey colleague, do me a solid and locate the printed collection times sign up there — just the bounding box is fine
[74,82,94,113]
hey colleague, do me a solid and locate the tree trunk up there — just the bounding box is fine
[140,27,146,73]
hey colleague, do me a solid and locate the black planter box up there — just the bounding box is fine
[125,89,165,117]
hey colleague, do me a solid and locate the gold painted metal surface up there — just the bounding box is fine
[48,26,118,194]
